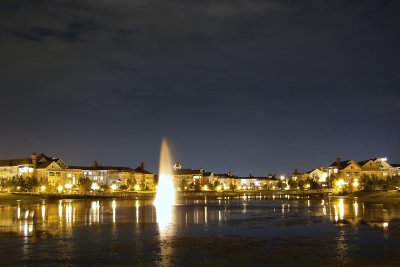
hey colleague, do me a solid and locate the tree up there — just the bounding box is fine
[288,179,298,190]
[277,180,285,190]
[298,180,305,190]
[387,176,400,190]
[78,177,92,192]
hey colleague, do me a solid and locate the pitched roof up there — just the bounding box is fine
[391,164,400,168]
[68,166,133,171]
[134,166,153,174]
[0,158,32,167]
[213,173,239,179]
[174,169,202,175]
[36,161,54,169]
[358,158,379,166]
[329,160,353,169]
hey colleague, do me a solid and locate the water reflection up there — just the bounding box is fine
[0,198,399,241]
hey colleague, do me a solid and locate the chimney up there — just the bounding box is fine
[92,160,98,168]
[140,162,145,170]
[336,157,341,167]
[31,152,37,169]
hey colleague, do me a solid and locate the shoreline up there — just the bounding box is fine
[2,190,400,205]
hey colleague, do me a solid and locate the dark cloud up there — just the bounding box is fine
[0,0,399,174]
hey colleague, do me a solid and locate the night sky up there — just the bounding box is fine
[1,0,399,176]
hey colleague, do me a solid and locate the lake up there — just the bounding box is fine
[1,195,399,266]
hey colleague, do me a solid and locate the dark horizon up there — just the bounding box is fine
[1,0,399,176]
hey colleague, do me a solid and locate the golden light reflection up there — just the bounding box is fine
[333,199,345,222]
[353,201,359,218]
[41,204,46,221]
[90,201,100,224]
[112,200,117,223]
[135,200,140,224]
[58,201,63,219]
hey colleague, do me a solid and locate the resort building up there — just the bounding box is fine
[211,172,239,190]
[0,153,155,190]
[358,158,398,178]
[173,162,213,190]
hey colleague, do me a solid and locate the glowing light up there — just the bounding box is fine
[91,182,100,191]
[110,184,117,191]
[203,185,208,191]
[134,184,140,191]
[154,138,175,233]
[40,185,46,192]
[353,179,359,188]
[216,185,222,191]
[335,179,347,189]
[65,183,72,189]
[57,186,63,193]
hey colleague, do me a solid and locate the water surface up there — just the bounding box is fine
[1,196,399,266]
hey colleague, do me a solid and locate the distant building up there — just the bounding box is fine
[327,158,362,181]
[358,158,398,178]
[0,153,154,190]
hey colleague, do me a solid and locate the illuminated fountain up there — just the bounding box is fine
[154,138,176,264]
[154,138,176,207]
[154,138,176,231]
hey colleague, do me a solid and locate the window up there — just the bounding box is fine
[49,172,54,176]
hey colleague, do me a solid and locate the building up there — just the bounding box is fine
[212,172,239,190]
[0,153,155,190]
[358,158,398,178]
[172,162,213,190]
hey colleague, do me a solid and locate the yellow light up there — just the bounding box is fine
[335,179,346,188]
[65,183,72,189]
[57,186,63,193]
[40,185,46,192]
[110,184,117,191]
[91,182,100,191]
[134,184,140,191]
[216,185,222,191]
[353,180,359,188]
